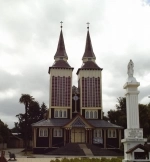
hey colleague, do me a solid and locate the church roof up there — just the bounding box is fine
[32,119,70,127]
[48,60,73,73]
[76,61,102,74]
[82,30,96,60]
[54,29,68,60]
[32,118,122,129]
[87,120,123,128]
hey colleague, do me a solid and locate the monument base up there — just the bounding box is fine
[121,129,148,162]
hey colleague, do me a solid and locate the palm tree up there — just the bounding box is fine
[19,94,34,153]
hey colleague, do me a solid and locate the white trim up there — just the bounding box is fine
[85,110,98,119]
[54,109,67,118]
[107,129,116,138]
[39,128,48,137]
[94,129,102,138]
[53,128,63,137]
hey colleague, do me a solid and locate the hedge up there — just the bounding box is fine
[50,157,122,162]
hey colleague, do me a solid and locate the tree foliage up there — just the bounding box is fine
[15,94,48,146]
[106,97,150,138]
[0,120,10,143]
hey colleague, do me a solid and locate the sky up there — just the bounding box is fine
[0,0,150,128]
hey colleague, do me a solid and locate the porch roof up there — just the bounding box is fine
[87,119,123,129]
[32,118,122,129]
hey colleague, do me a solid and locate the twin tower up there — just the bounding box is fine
[48,25,103,120]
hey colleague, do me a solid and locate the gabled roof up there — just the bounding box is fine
[76,61,102,74]
[82,30,96,60]
[54,30,68,60]
[63,113,94,128]
[126,144,149,153]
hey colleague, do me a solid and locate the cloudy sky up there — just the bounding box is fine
[1,0,150,128]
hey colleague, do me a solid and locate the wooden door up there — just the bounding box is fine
[71,128,85,143]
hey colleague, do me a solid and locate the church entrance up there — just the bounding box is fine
[71,128,85,143]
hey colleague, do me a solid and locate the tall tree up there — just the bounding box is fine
[19,94,34,152]
[16,100,48,146]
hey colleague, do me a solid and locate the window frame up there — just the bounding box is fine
[94,129,102,138]
[53,128,63,137]
[85,110,98,119]
[39,128,48,137]
[107,129,116,138]
[54,109,67,118]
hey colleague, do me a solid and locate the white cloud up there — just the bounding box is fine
[0,0,150,128]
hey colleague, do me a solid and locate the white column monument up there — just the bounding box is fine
[121,60,148,162]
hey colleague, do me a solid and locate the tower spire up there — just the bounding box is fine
[82,23,96,62]
[54,22,68,60]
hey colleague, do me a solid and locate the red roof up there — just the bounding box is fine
[82,30,96,59]
[54,30,68,59]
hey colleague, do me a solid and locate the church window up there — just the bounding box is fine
[54,109,67,118]
[108,129,116,138]
[90,111,93,118]
[53,128,63,137]
[59,110,62,117]
[64,111,67,117]
[54,110,58,117]
[85,111,89,119]
[39,128,48,137]
[94,129,102,137]
[85,110,98,119]
[94,111,97,118]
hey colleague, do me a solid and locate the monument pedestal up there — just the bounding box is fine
[122,128,148,162]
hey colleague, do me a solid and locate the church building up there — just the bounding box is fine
[32,24,122,153]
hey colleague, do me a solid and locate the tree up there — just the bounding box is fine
[107,97,150,138]
[107,97,127,129]
[19,94,34,152]
[0,120,10,144]
[16,99,48,147]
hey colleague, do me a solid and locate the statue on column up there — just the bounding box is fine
[127,60,134,77]
[127,59,137,82]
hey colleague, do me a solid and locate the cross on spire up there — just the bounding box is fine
[60,21,63,28]
[87,22,90,30]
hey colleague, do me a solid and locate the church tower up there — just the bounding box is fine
[77,25,103,119]
[48,23,74,119]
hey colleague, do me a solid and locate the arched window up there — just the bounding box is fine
[59,110,62,117]
[64,111,67,117]
[90,111,93,118]
[85,111,89,119]
[94,111,97,119]
[55,110,58,117]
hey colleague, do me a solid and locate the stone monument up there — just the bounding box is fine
[121,60,149,162]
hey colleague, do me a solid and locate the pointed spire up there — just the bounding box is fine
[54,22,68,60]
[82,23,96,61]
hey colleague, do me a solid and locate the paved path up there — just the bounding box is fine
[79,144,93,156]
